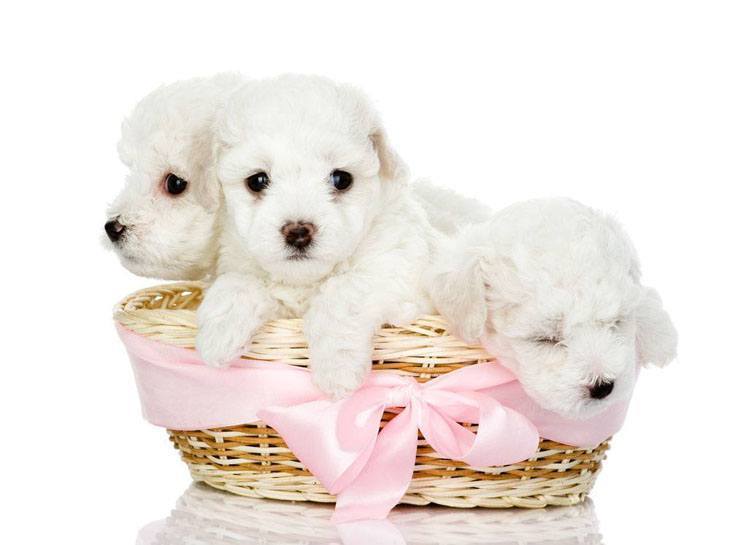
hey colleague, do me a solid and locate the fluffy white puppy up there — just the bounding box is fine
[104,75,485,279]
[197,74,436,396]
[428,198,677,418]
[105,73,243,279]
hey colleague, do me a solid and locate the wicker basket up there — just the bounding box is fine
[115,282,609,509]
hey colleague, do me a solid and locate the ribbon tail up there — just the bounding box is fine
[336,519,406,545]
[461,393,540,467]
[332,405,419,523]
[418,403,481,461]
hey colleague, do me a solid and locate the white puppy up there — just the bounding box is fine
[197,75,436,396]
[105,73,243,279]
[428,198,677,418]
[104,76,486,280]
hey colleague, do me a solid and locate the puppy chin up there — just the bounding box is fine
[263,253,337,286]
[521,384,599,421]
[555,394,621,421]
[563,384,634,420]
[110,245,207,281]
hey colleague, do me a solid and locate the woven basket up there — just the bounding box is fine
[115,282,609,509]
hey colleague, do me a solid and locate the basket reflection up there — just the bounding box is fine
[138,483,603,545]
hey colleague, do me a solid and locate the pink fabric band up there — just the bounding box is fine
[117,324,631,522]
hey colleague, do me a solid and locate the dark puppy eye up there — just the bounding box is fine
[246,172,270,193]
[164,173,188,195]
[329,169,353,191]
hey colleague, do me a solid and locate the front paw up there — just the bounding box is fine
[196,321,247,368]
[196,306,259,368]
[309,345,373,398]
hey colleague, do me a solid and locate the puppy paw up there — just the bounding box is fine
[196,322,246,368]
[196,299,260,368]
[310,346,372,398]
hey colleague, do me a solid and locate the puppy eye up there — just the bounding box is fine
[164,173,188,195]
[329,169,353,191]
[246,172,270,193]
[533,335,563,345]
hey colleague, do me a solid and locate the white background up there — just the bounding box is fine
[1,1,728,543]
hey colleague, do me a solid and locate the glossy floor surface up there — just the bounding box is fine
[138,484,604,545]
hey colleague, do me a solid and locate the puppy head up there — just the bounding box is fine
[216,74,407,285]
[105,73,242,280]
[432,199,677,419]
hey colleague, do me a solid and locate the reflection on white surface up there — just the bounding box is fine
[138,483,603,545]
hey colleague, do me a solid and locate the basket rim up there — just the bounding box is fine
[113,281,495,374]
[113,280,475,337]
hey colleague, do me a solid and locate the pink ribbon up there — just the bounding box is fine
[117,324,632,522]
[260,365,540,522]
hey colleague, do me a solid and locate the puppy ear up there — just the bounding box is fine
[635,287,678,368]
[370,130,409,182]
[428,252,489,344]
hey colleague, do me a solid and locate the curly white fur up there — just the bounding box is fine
[196,74,437,396]
[428,198,677,419]
[104,73,244,280]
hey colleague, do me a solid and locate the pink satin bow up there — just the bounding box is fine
[260,364,540,522]
[118,325,631,523]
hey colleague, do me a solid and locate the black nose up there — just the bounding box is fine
[281,221,315,249]
[105,218,126,243]
[588,379,615,400]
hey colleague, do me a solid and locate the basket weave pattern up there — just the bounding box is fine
[116,282,609,509]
